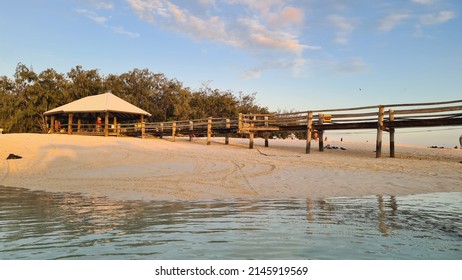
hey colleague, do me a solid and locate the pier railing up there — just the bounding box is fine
[232,100,462,157]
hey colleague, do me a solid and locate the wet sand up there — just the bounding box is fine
[1,133,461,200]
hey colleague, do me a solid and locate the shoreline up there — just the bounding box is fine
[1,133,461,201]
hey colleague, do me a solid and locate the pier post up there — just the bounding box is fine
[189,121,193,142]
[207,118,212,145]
[172,122,176,142]
[376,105,385,158]
[264,116,269,147]
[389,108,395,158]
[249,115,254,149]
[306,112,313,154]
[238,113,242,132]
[225,118,230,145]
[318,113,324,151]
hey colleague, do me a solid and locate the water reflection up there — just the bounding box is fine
[0,186,460,259]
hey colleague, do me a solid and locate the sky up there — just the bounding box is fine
[1,0,461,146]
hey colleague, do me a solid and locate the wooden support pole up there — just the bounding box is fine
[172,122,176,142]
[225,118,230,145]
[264,116,269,147]
[249,115,254,149]
[249,130,254,149]
[306,111,313,154]
[238,113,242,132]
[140,115,145,139]
[376,105,385,158]
[77,118,81,133]
[68,113,73,135]
[55,119,60,132]
[104,112,109,137]
[50,116,55,133]
[207,117,212,145]
[113,116,117,134]
[160,123,164,139]
[189,121,194,141]
[389,108,395,158]
[318,113,324,151]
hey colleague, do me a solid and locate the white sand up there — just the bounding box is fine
[1,133,461,201]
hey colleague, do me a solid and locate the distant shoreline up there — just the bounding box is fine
[1,133,461,201]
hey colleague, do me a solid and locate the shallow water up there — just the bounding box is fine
[0,186,461,259]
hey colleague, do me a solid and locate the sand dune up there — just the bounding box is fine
[1,133,461,200]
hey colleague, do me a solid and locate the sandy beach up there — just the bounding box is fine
[1,133,461,201]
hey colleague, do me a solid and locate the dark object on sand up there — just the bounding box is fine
[324,144,347,150]
[6,154,22,160]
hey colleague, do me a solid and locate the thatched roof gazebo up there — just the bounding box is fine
[44,92,151,136]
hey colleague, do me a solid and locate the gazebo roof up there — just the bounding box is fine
[44,92,151,118]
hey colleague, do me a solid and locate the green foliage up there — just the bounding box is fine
[0,63,268,133]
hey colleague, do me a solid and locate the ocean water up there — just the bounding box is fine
[0,186,460,260]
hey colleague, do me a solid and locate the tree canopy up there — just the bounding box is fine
[0,63,268,133]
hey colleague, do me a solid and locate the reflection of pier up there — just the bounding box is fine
[305,195,399,237]
[378,195,397,237]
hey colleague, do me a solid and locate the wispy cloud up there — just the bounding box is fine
[94,1,114,9]
[78,0,115,10]
[412,10,456,37]
[328,14,357,45]
[411,0,438,5]
[378,12,411,32]
[76,8,110,25]
[75,8,139,38]
[377,1,456,35]
[111,26,140,38]
[420,10,455,25]
[328,57,369,74]
[240,57,307,80]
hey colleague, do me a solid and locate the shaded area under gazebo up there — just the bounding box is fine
[44,92,151,137]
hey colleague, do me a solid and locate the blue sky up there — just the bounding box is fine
[1,0,461,145]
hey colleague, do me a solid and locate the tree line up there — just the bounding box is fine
[0,63,268,133]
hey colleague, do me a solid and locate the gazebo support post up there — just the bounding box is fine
[50,116,55,133]
[68,114,73,135]
[113,116,117,135]
[77,118,81,133]
[141,115,145,138]
[104,112,109,137]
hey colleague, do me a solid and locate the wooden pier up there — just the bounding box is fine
[65,99,462,158]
